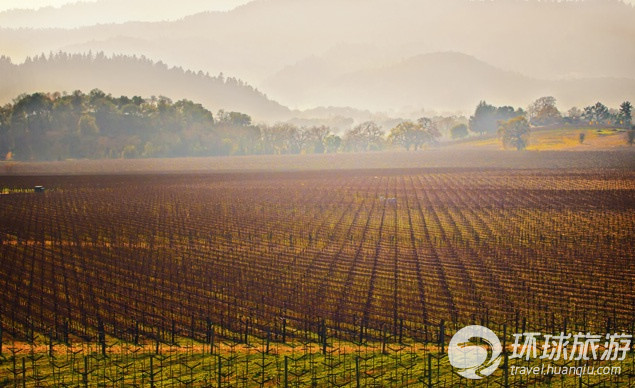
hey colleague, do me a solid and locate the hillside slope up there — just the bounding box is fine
[0,53,291,121]
[263,52,635,111]
[0,0,633,83]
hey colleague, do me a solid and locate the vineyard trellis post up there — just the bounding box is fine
[439,320,445,354]
[98,320,106,356]
[48,330,53,357]
[284,355,288,388]
[282,317,287,343]
[355,355,360,388]
[503,324,509,387]
[206,318,215,355]
[217,354,222,388]
[22,357,26,388]
[81,355,89,388]
[171,319,176,345]
[149,355,155,388]
[63,320,69,345]
[427,353,432,388]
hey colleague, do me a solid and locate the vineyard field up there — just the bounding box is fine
[0,153,634,386]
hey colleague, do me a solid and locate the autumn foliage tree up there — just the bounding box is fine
[388,120,440,150]
[343,121,385,152]
[498,116,530,150]
[582,102,610,126]
[527,96,562,126]
[303,126,331,154]
[450,124,468,139]
[469,101,525,135]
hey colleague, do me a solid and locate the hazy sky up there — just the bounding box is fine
[0,0,632,114]
[0,0,252,12]
[4,0,634,12]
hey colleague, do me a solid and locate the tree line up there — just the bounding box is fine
[468,97,633,150]
[0,91,449,161]
[0,91,632,161]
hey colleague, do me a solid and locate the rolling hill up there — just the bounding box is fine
[1,0,633,82]
[0,0,633,113]
[0,53,291,122]
[263,52,635,111]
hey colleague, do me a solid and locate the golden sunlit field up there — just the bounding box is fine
[453,127,632,151]
[0,150,633,386]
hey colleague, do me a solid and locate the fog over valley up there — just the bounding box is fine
[0,0,634,119]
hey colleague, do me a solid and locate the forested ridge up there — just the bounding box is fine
[0,52,290,123]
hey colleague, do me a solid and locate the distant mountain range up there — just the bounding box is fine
[263,52,635,112]
[0,0,633,115]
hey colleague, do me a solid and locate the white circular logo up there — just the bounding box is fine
[448,325,502,380]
